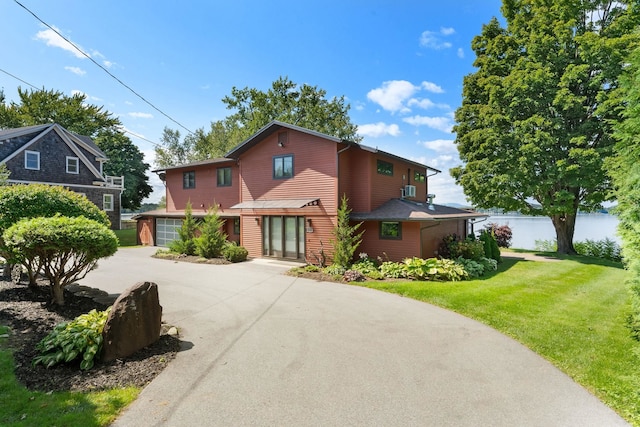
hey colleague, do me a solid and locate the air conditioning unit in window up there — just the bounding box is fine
[404,185,416,198]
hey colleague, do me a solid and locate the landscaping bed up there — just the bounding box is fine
[0,278,180,392]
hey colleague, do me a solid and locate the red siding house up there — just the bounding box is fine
[137,121,486,262]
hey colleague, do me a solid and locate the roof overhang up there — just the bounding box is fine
[132,208,240,219]
[351,199,488,222]
[231,198,319,209]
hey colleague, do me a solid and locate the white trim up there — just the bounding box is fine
[24,150,40,170]
[7,179,123,192]
[103,193,114,211]
[66,156,79,174]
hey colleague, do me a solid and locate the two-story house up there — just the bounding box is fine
[137,121,486,262]
[0,123,124,229]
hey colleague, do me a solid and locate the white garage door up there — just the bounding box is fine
[156,218,182,247]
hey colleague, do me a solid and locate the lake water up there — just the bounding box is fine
[479,214,620,250]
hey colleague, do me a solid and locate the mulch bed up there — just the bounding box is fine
[0,278,181,392]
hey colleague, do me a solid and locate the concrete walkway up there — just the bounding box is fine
[79,247,628,426]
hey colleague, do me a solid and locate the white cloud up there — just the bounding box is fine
[357,122,401,138]
[367,80,418,113]
[420,139,457,153]
[457,48,465,58]
[419,30,453,50]
[103,60,114,68]
[35,27,87,58]
[440,27,456,36]
[128,112,154,119]
[408,98,435,109]
[64,66,86,76]
[403,115,454,133]
[421,81,444,93]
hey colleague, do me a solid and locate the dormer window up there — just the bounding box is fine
[25,150,40,170]
[66,156,79,174]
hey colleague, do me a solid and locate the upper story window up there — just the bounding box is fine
[103,193,114,211]
[66,156,79,174]
[414,170,426,183]
[25,150,40,170]
[377,159,393,176]
[183,171,195,189]
[273,155,293,179]
[217,167,232,187]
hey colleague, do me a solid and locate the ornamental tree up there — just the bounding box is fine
[3,215,118,306]
[452,0,639,254]
[331,195,364,268]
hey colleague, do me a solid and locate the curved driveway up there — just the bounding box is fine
[80,247,628,426]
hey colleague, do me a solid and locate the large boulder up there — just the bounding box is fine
[101,281,162,362]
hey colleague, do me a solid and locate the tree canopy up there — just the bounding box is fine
[154,77,360,168]
[452,0,639,254]
[609,41,640,337]
[0,88,152,209]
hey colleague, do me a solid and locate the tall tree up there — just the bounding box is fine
[452,1,639,254]
[0,88,152,209]
[155,77,360,167]
[609,42,640,337]
[94,130,153,210]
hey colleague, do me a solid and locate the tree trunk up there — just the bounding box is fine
[50,281,65,306]
[551,213,577,254]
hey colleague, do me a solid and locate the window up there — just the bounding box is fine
[25,150,40,170]
[103,194,114,211]
[380,221,401,239]
[183,171,195,189]
[377,159,393,176]
[273,155,293,179]
[233,218,240,235]
[414,171,426,183]
[66,156,79,174]
[217,167,232,186]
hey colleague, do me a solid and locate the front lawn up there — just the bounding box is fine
[356,256,640,425]
[113,228,137,247]
[0,326,138,426]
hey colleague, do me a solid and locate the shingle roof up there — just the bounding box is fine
[351,198,487,221]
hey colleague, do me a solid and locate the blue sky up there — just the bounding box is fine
[1,0,503,204]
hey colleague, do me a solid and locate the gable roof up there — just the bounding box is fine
[152,157,234,173]
[0,123,108,181]
[225,120,345,158]
[351,198,487,221]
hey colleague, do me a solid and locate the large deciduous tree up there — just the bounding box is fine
[0,88,152,209]
[155,77,360,167]
[452,0,639,254]
[609,42,640,337]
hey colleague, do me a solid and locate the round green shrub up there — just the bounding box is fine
[223,244,248,262]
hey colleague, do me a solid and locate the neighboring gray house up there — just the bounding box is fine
[0,123,124,229]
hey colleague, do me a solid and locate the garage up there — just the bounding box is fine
[155,218,182,247]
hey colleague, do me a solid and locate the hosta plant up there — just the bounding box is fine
[33,308,110,370]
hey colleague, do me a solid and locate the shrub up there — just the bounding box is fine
[169,201,197,255]
[330,196,364,268]
[351,254,379,276]
[484,223,513,248]
[194,207,227,258]
[574,238,622,262]
[364,269,384,280]
[403,257,468,281]
[478,257,498,272]
[455,257,485,278]
[343,270,365,282]
[33,308,109,370]
[439,234,484,260]
[380,261,407,279]
[323,264,346,276]
[223,243,248,263]
[534,239,557,252]
[479,230,501,262]
[304,264,320,273]
[3,215,118,305]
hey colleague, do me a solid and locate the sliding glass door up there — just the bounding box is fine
[263,216,305,259]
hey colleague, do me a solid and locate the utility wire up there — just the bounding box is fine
[0,68,39,90]
[13,0,194,135]
[1,66,164,148]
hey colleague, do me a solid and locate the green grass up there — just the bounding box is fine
[0,326,138,426]
[113,228,137,247]
[357,256,640,425]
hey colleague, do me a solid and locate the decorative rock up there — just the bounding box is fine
[167,326,179,337]
[101,281,162,362]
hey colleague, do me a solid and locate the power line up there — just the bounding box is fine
[13,0,194,135]
[0,68,38,90]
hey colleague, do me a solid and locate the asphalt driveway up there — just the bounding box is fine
[79,247,628,426]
